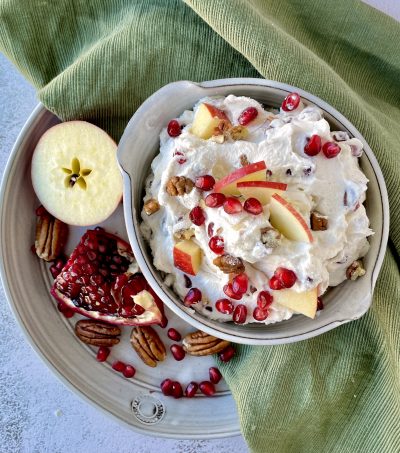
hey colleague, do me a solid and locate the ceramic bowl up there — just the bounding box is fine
[117,78,389,345]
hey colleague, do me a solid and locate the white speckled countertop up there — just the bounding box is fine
[0,3,398,451]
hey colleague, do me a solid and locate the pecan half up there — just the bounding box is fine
[346,260,366,281]
[310,211,328,231]
[183,331,230,356]
[35,211,68,261]
[75,319,121,346]
[260,227,281,248]
[166,176,194,196]
[213,254,245,274]
[143,198,160,215]
[130,326,166,367]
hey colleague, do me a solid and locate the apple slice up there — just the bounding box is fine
[173,240,202,276]
[269,193,313,243]
[214,161,267,196]
[273,287,318,319]
[31,121,122,226]
[191,103,231,139]
[237,181,287,205]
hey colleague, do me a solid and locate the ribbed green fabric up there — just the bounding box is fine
[1,1,399,451]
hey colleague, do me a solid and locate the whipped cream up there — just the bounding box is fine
[141,95,372,324]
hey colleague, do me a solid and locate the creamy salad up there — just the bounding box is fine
[141,94,372,325]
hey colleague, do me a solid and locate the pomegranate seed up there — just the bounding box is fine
[232,273,248,294]
[205,192,226,208]
[185,382,199,398]
[170,344,186,361]
[269,275,284,290]
[215,298,234,315]
[159,316,168,328]
[322,141,341,158]
[123,365,136,378]
[238,106,258,126]
[195,175,215,191]
[243,198,263,215]
[281,92,300,112]
[219,345,236,363]
[57,302,75,318]
[253,307,269,321]
[199,381,216,397]
[167,119,181,137]
[257,291,273,309]
[207,222,214,237]
[209,367,222,384]
[223,283,242,300]
[184,274,192,288]
[50,264,61,279]
[35,205,47,216]
[173,150,186,165]
[274,267,297,288]
[209,236,224,254]
[233,304,247,324]
[317,297,324,311]
[189,206,206,226]
[172,381,183,399]
[160,378,174,396]
[96,346,110,362]
[184,288,202,306]
[304,134,322,156]
[167,328,182,341]
[112,361,126,373]
[223,197,242,214]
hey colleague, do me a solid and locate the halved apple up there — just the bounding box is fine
[191,103,231,139]
[269,193,313,243]
[273,287,318,318]
[237,181,287,205]
[173,239,202,276]
[214,161,267,196]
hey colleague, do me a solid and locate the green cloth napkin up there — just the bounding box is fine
[1,1,400,451]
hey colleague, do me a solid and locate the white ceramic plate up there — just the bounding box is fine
[0,105,241,439]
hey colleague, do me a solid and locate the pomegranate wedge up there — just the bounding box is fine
[51,229,165,326]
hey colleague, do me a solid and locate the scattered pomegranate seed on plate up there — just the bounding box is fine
[322,141,341,158]
[170,344,186,361]
[238,107,258,125]
[209,235,224,254]
[185,382,199,398]
[96,346,110,362]
[167,120,181,137]
[209,367,222,384]
[304,134,322,156]
[199,381,216,397]
[233,304,247,324]
[223,197,242,214]
[219,345,236,363]
[215,298,234,315]
[281,92,301,112]
[112,361,126,373]
[123,365,136,378]
[172,381,183,399]
[167,328,182,341]
[205,192,226,208]
[160,378,174,396]
[243,197,263,215]
[195,175,215,191]
[189,206,206,226]
[184,287,202,306]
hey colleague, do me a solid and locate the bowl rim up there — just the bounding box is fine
[118,77,390,345]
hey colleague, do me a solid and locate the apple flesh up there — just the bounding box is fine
[269,193,313,243]
[214,161,267,196]
[31,121,122,226]
[237,180,287,205]
[191,103,231,139]
[173,240,202,276]
[273,287,318,319]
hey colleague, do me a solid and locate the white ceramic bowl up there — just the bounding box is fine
[117,78,389,345]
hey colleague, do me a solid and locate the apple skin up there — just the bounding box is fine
[237,180,287,205]
[214,161,267,196]
[272,287,318,319]
[191,103,231,139]
[173,240,202,276]
[269,193,313,243]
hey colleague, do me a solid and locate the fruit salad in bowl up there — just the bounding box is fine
[140,92,372,326]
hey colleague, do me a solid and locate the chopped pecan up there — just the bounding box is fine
[183,330,230,356]
[240,154,250,167]
[212,120,248,142]
[75,319,121,346]
[229,125,249,141]
[35,211,68,261]
[143,198,160,215]
[346,260,366,281]
[213,119,231,137]
[213,254,245,274]
[166,176,194,196]
[310,211,328,231]
[130,326,166,367]
[260,227,281,248]
[173,228,195,240]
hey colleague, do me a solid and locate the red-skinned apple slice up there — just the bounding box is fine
[273,287,318,319]
[269,193,313,243]
[173,240,202,276]
[214,161,267,196]
[237,181,287,205]
[191,103,231,139]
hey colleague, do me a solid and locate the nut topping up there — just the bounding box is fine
[260,227,281,248]
[346,260,366,280]
[166,176,194,196]
[130,326,166,367]
[213,254,245,274]
[35,211,68,261]
[143,198,160,215]
[212,120,249,142]
[75,319,121,346]
[173,228,195,240]
[240,154,250,167]
[182,330,230,356]
[310,211,328,231]
[229,125,249,141]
